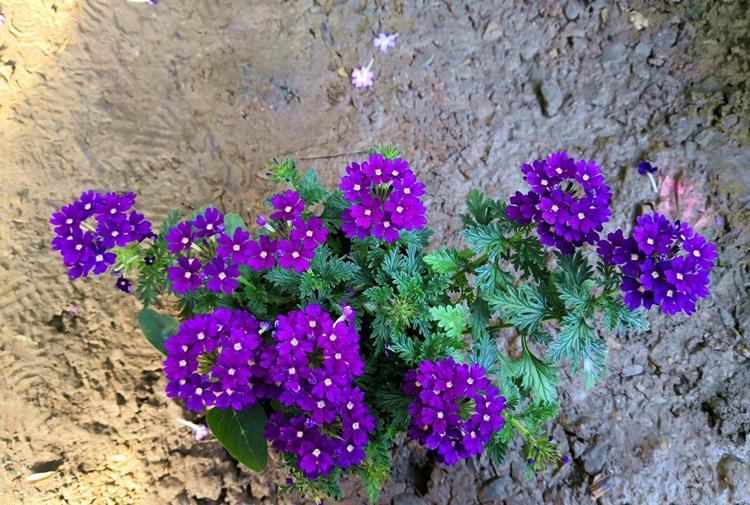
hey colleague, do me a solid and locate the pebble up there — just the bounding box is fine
[582,443,608,475]
[478,475,512,503]
[622,364,644,377]
[540,80,563,116]
[393,493,430,505]
[564,2,582,20]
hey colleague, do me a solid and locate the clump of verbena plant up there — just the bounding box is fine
[50,145,717,503]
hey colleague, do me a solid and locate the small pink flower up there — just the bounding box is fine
[351,62,374,89]
[373,32,398,53]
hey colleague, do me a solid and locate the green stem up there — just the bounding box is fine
[487,321,512,332]
[509,416,529,437]
[237,276,253,288]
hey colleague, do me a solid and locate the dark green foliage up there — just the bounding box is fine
[137,308,178,354]
[357,429,396,503]
[206,404,268,472]
[488,284,549,334]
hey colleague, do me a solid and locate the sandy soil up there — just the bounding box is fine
[1,1,749,504]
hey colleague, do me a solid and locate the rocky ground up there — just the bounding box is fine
[1,0,748,504]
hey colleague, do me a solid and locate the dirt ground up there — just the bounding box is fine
[1,0,749,504]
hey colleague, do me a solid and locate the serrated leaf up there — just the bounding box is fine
[429,305,468,340]
[462,222,507,260]
[488,285,549,334]
[298,168,328,205]
[547,314,594,363]
[423,248,460,274]
[206,404,268,472]
[516,346,558,403]
[137,308,178,354]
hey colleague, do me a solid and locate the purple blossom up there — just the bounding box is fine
[166,222,195,254]
[86,244,117,275]
[216,228,253,264]
[290,216,328,250]
[203,258,240,294]
[168,257,203,294]
[638,161,658,175]
[339,153,428,243]
[373,32,398,53]
[192,208,225,238]
[597,212,716,315]
[277,239,315,273]
[404,358,506,465]
[246,235,278,271]
[115,276,132,293]
[505,152,612,254]
[270,190,305,221]
[163,308,270,412]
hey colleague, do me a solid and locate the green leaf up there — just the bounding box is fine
[429,305,468,340]
[463,190,504,226]
[462,223,507,260]
[599,298,649,333]
[423,248,461,274]
[206,405,268,472]
[547,314,594,363]
[224,213,246,235]
[298,168,329,205]
[520,400,560,429]
[137,308,178,354]
[516,346,558,402]
[488,285,549,334]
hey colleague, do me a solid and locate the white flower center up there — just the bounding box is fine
[335,353,342,360]
[228,368,235,376]
[666,290,674,297]
[693,250,701,257]
[676,273,684,280]
[184,272,191,279]
[631,254,639,261]
[197,332,205,340]
[555,167,562,174]
[206,223,213,230]
[284,206,292,213]
[353,184,361,191]
[383,221,390,228]
[647,238,654,245]
[317,400,325,408]
[95,254,104,262]
[291,338,298,346]
[313,449,321,457]
[651,271,658,279]
[324,379,332,386]
[329,334,336,341]
[233,244,240,251]
[260,251,267,258]
[181,345,188,351]
[541,179,548,186]
[234,343,242,350]
[347,444,354,452]
[218,272,226,280]
[195,387,203,394]
[291,251,299,258]
[352,422,360,430]
[467,378,473,385]
[65,218,73,224]
[392,170,399,176]
[638,286,645,293]
[375,169,382,176]
[483,414,490,421]
[110,209,117,214]
[112,231,119,237]
[181,237,189,244]
[582,174,590,181]
[84,203,92,210]
[289,367,296,375]
[436,412,443,419]
[347,401,354,410]
[551,205,559,212]
[364,209,372,216]
[446,381,452,388]
[306,230,313,237]
[75,244,83,250]
[396,206,403,213]
[577,212,585,219]
[404,188,411,194]
[297,431,304,438]
[309,321,316,328]
[179,360,186,367]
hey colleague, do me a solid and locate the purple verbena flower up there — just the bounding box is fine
[277,239,315,272]
[203,258,240,294]
[246,235,278,271]
[505,152,612,254]
[270,190,305,221]
[168,257,203,294]
[290,216,328,250]
[638,161,658,175]
[115,276,132,293]
[351,63,374,89]
[166,222,195,255]
[216,228,253,264]
[373,32,398,53]
[404,358,506,465]
[192,208,225,238]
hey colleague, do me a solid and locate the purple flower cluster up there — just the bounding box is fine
[505,152,612,254]
[340,153,426,243]
[403,358,506,465]
[50,190,153,281]
[163,308,273,411]
[265,305,375,480]
[166,193,328,295]
[597,213,717,315]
